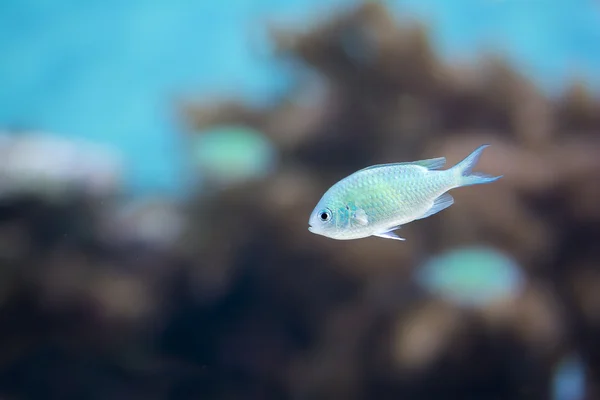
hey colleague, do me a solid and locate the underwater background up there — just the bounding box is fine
[1,0,600,399]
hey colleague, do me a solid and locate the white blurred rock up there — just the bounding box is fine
[0,130,123,199]
[102,198,184,249]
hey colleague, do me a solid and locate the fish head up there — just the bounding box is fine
[308,194,350,239]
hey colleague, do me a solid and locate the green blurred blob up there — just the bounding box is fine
[416,246,524,307]
[192,125,276,186]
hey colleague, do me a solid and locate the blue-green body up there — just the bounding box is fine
[308,145,502,241]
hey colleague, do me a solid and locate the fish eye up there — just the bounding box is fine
[319,209,332,222]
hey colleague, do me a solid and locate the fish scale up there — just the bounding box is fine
[308,145,502,241]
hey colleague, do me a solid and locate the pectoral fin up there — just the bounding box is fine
[353,209,369,226]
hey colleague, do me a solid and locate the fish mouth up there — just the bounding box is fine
[308,226,314,232]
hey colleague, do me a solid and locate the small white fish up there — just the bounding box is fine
[308,145,502,241]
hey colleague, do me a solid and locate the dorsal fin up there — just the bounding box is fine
[358,157,446,172]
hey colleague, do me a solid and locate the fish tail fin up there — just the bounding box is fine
[452,144,502,187]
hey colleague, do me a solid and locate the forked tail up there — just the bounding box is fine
[452,144,502,187]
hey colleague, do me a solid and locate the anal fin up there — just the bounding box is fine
[416,193,454,220]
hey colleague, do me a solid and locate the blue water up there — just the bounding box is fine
[553,354,585,400]
[1,0,599,195]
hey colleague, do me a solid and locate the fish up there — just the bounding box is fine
[308,144,502,241]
